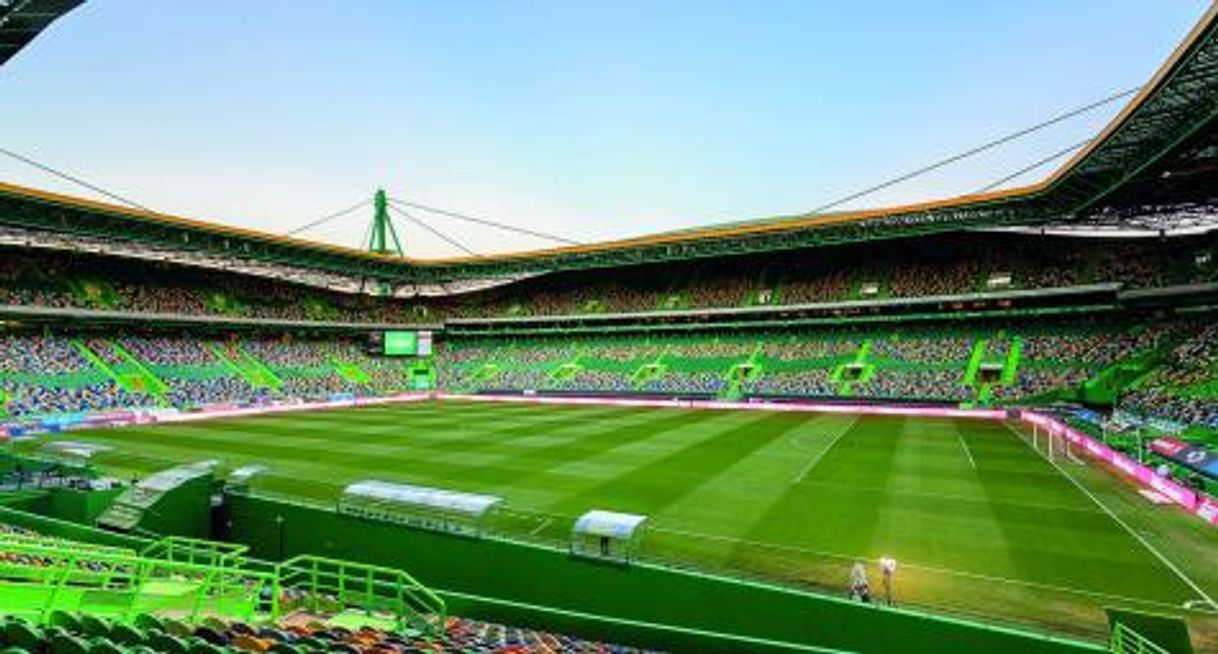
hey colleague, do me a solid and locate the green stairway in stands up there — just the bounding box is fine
[834,340,873,396]
[1081,338,1170,405]
[331,359,371,385]
[70,340,167,404]
[631,347,669,390]
[205,345,283,391]
[68,278,120,310]
[1001,337,1022,385]
[963,339,987,386]
[235,347,284,389]
[109,343,170,399]
[720,346,763,400]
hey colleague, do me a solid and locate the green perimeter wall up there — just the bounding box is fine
[0,487,122,524]
[220,494,1103,654]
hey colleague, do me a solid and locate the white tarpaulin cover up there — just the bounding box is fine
[41,441,111,459]
[573,510,647,539]
[229,464,269,485]
[343,480,502,517]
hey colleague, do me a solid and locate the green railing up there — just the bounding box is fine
[275,555,446,637]
[0,538,277,624]
[1109,622,1171,654]
[140,535,249,570]
[0,535,446,636]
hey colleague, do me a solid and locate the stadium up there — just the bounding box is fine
[1,2,1217,653]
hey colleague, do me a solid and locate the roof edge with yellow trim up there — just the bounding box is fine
[0,3,1215,281]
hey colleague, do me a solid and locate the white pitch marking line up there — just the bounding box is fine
[649,524,1194,614]
[792,415,858,484]
[1184,600,1218,614]
[528,516,553,536]
[795,479,1104,515]
[956,430,978,470]
[1004,423,1218,612]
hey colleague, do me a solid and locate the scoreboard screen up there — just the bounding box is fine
[382,331,432,356]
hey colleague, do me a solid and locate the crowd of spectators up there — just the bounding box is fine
[992,367,1093,401]
[2,318,1212,420]
[1120,323,1218,427]
[641,371,726,395]
[2,232,1214,324]
[870,336,973,364]
[853,370,971,401]
[994,324,1176,402]
[0,248,424,324]
[0,333,418,419]
[1020,325,1171,367]
[743,370,837,397]
[553,370,634,393]
[437,322,1195,405]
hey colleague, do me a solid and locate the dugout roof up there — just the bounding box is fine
[0,4,1216,284]
[573,510,647,539]
[342,480,503,517]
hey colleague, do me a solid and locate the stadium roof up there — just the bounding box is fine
[0,4,1216,284]
[0,0,81,65]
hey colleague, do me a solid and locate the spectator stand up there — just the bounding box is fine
[570,510,647,566]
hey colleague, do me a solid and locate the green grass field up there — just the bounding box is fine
[53,400,1218,645]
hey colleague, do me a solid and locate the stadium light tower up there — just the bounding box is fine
[367,188,404,256]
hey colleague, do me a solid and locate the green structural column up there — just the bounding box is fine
[367,188,404,297]
[368,189,404,256]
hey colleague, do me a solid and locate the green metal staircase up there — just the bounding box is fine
[71,340,168,404]
[834,340,873,396]
[205,344,283,391]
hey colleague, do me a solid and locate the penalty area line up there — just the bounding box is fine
[1003,423,1218,612]
[956,429,978,470]
[791,415,858,484]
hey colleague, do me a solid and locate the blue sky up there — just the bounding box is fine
[0,1,1210,256]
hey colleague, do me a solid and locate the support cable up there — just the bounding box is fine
[805,86,1140,215]
[387,197,580,245]
[0,146,157,213]
[284,199,373,237]
[976,138,1093,194]
[387,204,479,257]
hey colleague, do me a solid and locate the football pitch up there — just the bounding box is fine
[58,400,1218,643]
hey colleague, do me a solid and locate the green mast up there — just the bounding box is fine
[367,189,404,256]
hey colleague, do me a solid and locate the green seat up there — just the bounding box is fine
[199,618,227,633]
[50,634,90,654]
[148,633,189,654]
[86,637,127,654]
[161,620,192,639]
[79,616,111,640]
[2,622,43,653]
[48,612,83,634]
[109,625,145,648]
[132,616,164,635]
[188,642,225,654]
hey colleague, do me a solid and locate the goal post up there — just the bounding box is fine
[1027,420,1084,465]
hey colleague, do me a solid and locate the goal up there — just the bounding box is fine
[1025,420,1085,465]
